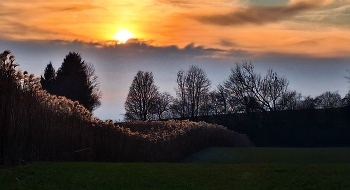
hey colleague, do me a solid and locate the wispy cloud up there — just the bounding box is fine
[195,1,326,26]
[45,4,103,12]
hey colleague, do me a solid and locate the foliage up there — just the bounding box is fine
[41,52,101,111]
[40,62,56,93]
[1,51,250,165]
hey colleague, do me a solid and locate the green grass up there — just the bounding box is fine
[1,148,350,190]
[184,147,350,164]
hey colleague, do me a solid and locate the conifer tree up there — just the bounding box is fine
[41,52,101,111]
[40,62,56,94]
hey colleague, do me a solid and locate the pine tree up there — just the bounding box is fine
[40,62,56,94]
[42,52,101,111]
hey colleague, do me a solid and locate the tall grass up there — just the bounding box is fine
[0,50,252,166]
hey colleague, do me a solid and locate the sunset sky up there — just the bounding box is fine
[1,0,350,120]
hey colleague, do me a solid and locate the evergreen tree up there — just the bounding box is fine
[42,52,101,111]
[40,62,56,94]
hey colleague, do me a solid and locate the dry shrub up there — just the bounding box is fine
[0,50,252,166]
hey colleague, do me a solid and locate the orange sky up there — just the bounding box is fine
[1,0,350,120]
[1,0,350,58]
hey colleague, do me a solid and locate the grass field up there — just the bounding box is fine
[1,148,350,190]
[184,147,350,164]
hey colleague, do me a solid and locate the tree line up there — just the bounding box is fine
[2,50,250,165]
[125,61,350,121]
[39,53,349,121]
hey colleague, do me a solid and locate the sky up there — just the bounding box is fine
[1,0,350,121]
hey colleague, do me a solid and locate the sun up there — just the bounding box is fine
[113,29,134,43]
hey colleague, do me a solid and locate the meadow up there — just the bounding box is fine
[2,51,350,189]
[1,147,350,190]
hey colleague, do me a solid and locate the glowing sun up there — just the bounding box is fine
[113,29,134,43]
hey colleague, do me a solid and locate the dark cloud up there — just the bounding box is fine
[195,1,324,26]
[218,39,238,47]
[245,0,289,7]
[94,40,224,60]
[225,49,251,58]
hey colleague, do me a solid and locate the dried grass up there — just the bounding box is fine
[0,50,252,166]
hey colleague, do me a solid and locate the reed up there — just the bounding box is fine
[0,50,252,166]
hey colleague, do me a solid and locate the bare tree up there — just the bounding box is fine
[342,90,350,107]
[277,90,302,110]
[199,91,216,116]
[314,91,342,109]
[175,65,211,118]
[224,61,289,112]
[299,96,317,110]
[212,84,229,114]
[151,92,173,120]
[124,71,159,121]
[175,70,188,118]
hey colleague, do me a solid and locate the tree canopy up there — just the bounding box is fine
[41,52,101,111]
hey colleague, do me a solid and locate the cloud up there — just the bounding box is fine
[45,4,103,12]
[195,1,326,26]
[156,0,227,9]
[95,40,224,60]
[293,3,350,27]
[218,39,238,47]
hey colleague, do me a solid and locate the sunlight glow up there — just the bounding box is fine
[113,29,134,43]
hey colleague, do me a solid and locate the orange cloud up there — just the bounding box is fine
[0,0,349,59]
[195,1,326,26]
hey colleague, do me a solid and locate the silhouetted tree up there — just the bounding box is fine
[124,71,159,121]
[40,62,56,94]
[299,96,317,110]
[210,85,229,114]
[175,65,211,118]
[277,90,302,110]
[151,92,173,120]
[224,61,289,112]
[53,52,101,111]
[199,91,216,116]
[342,90,350,107]
[315,91,342,109]
[243,96,264,113]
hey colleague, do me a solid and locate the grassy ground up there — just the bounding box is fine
[184,147,350,164]
[1,148,350,190]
